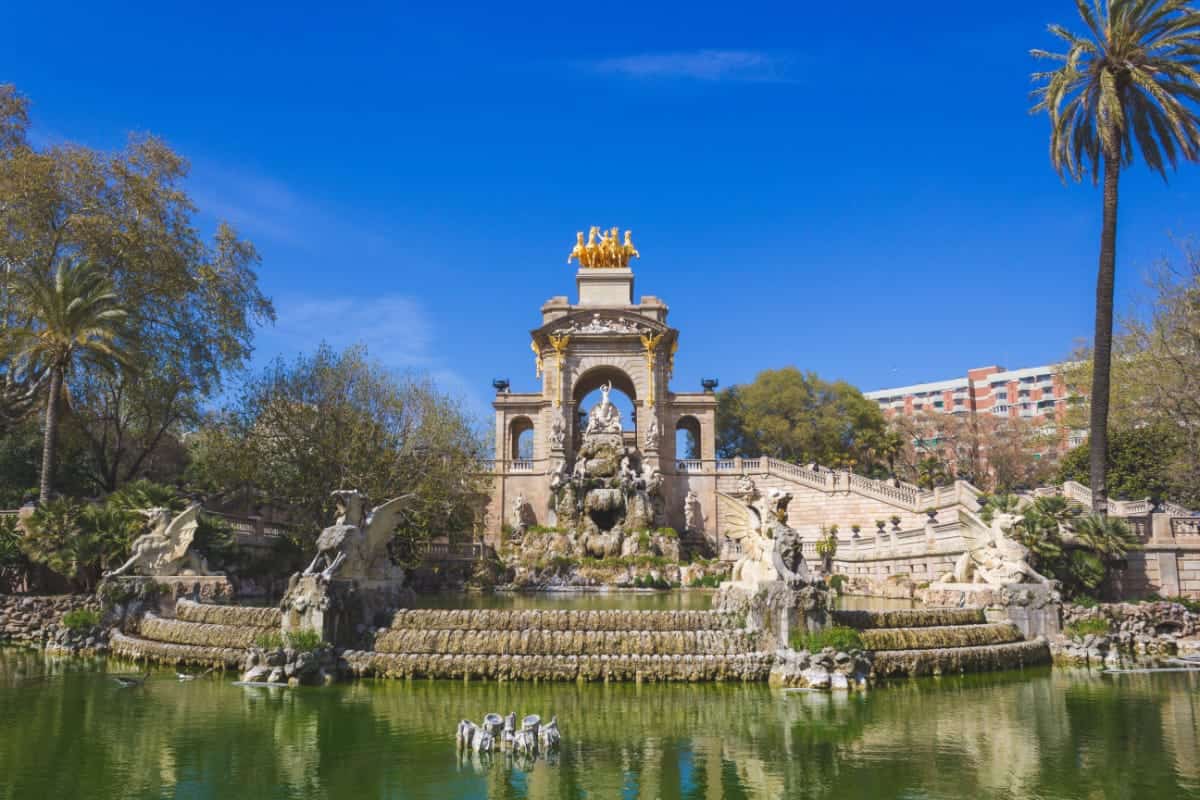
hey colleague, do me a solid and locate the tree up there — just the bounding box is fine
[714,367,890,471]
[1060,242,1200,506]
[1031,0,1200,512]
[0,83,274,496]
[188,345,487,555]
[2,262,129,501]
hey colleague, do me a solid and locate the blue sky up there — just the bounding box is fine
[3,1,1198,422]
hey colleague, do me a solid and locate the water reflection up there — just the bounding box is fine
[1,649,1197,799]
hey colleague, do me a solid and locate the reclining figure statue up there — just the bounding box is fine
[104,504,214,578]
[948,511,1052,586]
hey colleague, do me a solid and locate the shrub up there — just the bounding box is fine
[1066,617,1111,639]
[827,574,846,593]
[1072,594,1099,609]
[655,527,679,539]
[285,629,324,652]
[688,573,722,588]
[790,625,863,654]
[254,631,284,650]
[62,608,101,631]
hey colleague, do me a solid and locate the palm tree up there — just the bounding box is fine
[1,262,129,502]
[1031,0,1200,513]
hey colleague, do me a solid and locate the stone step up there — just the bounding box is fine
[860,623,1022,652]
[385,609,742,632]
[109,630,243,668]
[174,599,281,628]
[342,649,775,682]
[373,628,760,657]
[140,615,275,650]
[831,607,987,630]
[871,639,1051,678]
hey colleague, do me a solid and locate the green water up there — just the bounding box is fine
[2,650,1198,799]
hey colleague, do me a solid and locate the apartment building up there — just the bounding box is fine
[864,364,1086,449]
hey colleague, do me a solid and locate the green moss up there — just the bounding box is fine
[1066,617,1111,639]
[61,609,100,631]
[790,625,863,654]
[654,527,679,539]
[688,574,722,588]
[285,629,324,652]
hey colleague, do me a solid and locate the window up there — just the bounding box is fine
[992,404,1009,415]
[994,391,1008,402]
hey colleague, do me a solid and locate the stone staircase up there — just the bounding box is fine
[832,607,1050,677]
[342,609,773,682]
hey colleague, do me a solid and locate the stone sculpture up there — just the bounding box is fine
[104,504,214,578]
[510,494,535,536]
[684,490,703,535]
[584,381,622,434]
[717,489,808,589]
[302,490,409,583]
[549,415,566,449]
[947,512,1052,586]
[457,712,559,759]
[644,415,659,449]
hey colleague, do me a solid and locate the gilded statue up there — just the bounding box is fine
[567,226,640,269]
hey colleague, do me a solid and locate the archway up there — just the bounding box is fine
[675,415,702,461]
[572,365,638,444]
[509,416,534,460]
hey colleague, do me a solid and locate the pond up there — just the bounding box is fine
[1,649,1197,799]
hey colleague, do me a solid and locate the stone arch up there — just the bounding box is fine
[675,415,702,460]
[509,415,535,460]
[571,364,639,444]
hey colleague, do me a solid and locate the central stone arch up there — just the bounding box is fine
[570,364,640,451]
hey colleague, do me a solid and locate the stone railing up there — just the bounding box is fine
[1171,517,1200,537]
[676,459,703,473]
[509,459,535,473]
[412,540,486,563]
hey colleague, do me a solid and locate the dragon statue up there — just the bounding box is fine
[717,487,809,589]
[302,490,410,583]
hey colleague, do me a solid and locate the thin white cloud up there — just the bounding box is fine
[262,294,434,370]
[588,49,793,82]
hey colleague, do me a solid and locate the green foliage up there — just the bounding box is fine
[977,493,1021,525]
[284,629,324,652]
[790,625,863,654]
[688,573,722,588]
[828,574,846,594]
[187,344,486,555]
[1058,425,1180,503]
[632,574,672,590]
[814,527,839,558]
[254,631,284,650]
[715,367,891,472]
[61,608,101,631]
[0,515,25,569]
[1072,594,1099,609]
[1065,617,1111,639]
[654,527,679,539]
[1008,498,1135,599]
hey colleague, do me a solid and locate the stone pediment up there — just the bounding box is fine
[533,310,670,339]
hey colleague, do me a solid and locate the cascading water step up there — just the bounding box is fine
[860,623,1023,652]
[373,627,760,657]
[832,608,987,629]
[385,609,742,632]
[871,639,1051,677]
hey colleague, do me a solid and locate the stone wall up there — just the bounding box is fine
[1107,545,1200,600]
[384,608,740,632]
[0,594,103,650]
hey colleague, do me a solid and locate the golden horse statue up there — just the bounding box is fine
[567,226,640,268]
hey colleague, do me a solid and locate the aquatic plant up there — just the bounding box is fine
[790,625,863,654]
[1066,617,1111,639]
[61,608,100,631]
